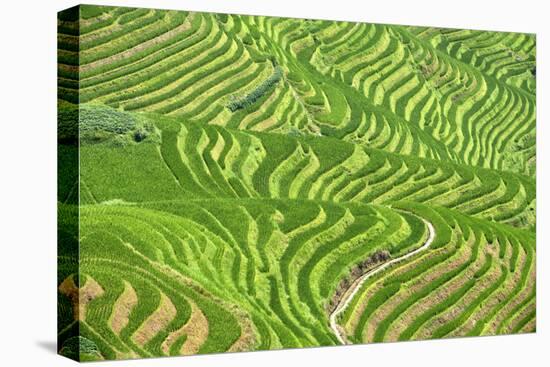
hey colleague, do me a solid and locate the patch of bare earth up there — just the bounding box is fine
[484,246,535,335]
[414,242,503,339]
[228,306,256,353]
[503,299,536,334]
[58,275,104,321]
[385,236,491,341]
[519,317,536,333]
[161,299,209,355]
[364,232,470,342]
[110,281,138,335]
[450,241,517,336]
[132,292,177,346]
[344,247,447,334]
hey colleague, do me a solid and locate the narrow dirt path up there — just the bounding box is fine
[329,215,436,344]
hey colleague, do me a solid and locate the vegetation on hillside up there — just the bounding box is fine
[57,4,536,361]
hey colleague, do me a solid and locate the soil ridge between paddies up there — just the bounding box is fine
[329,212,436,344]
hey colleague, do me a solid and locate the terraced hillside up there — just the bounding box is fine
[57,5,536,361]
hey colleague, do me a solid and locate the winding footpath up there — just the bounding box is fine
[329,215,436,344]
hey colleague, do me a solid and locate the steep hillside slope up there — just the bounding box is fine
[57,5,535,361]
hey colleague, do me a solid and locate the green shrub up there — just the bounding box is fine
[58,103,159,145]
[59,336,102,361]
[227,66,283,112]
[79,104,136,134]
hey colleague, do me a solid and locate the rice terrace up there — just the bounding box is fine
[57,4,536,362]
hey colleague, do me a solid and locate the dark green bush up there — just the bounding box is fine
[79,105,136,134]
[133,130,145,142]
[58,103,159,145]
[227,66,283,112]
